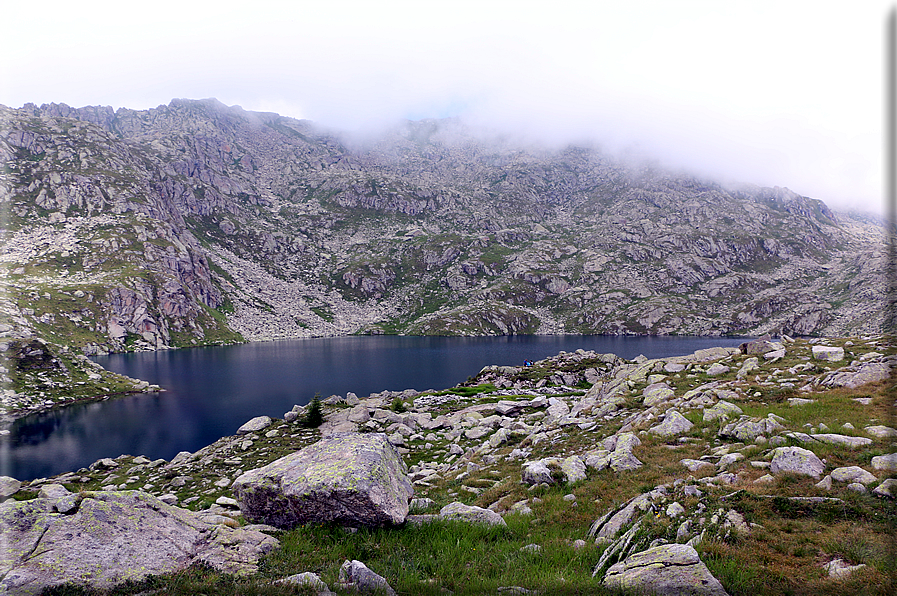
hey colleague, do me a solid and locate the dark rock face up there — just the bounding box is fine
[233,433,413,528]
[5,339,63,372]
[0,489,279,596]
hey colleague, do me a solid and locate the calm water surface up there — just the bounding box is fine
[2,335,747,480]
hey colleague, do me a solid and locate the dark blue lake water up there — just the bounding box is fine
[3,335,747,481]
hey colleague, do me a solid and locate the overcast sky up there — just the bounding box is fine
[2,1,892,214]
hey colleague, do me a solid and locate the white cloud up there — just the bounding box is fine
[1,0,890,213]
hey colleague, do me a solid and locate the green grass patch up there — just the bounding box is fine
[310,305,335,323]
[256,517,608,595]
[432,384,497,398]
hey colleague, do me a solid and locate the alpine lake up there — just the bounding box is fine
[4,335,749,481]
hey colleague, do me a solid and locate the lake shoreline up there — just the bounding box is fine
[8,334,755,481]
[4,332,757,423]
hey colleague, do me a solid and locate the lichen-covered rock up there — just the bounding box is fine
[740,337,777,354]
[584,449,612,470]
[545,397,570,419]
[410,497,436,511]
[236,415,273,434]
[602,544,730,596]
[681,459,715,473]
[688,347,740,362]
[0,490,278,596]
[522,460,555,485]
[560,455,587,483]
[337,560,396,596]
[812,345,844,361]
[439,502,507,526]
[464,426,491,440]
[736,357,759,378]
[614,432,642,452]
[233,433,413,528]
[830,466,877,485]
[649,410,694,437]
[872,478,897,498]
[610,449,644,471]
[770,446,825,478]
[643,383,675,406]
[608,432,644,471]
[0,476,22,500]
[495,400,528,416]
[275,572,335,595]
[718,416,784,442]
[589,491,659,541]
[810,433,872,448]
[717,453,745,469]
[865,425,897,438]
[703,401,743,423]
[666,502,686,517]
[347,405,371,423]
[706,363,730,376]
[823,362,889,389]
[871,453,897,472]
[489,427,511,447]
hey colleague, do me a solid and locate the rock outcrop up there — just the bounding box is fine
[0,489,278,595]
[649,409,694,437]
[602,544,731,596]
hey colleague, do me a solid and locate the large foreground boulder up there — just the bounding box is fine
[233,432,413,528]
[0,490,278,596]
[602,544,730,596]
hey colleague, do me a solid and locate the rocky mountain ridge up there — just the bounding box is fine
[0,98,888,362]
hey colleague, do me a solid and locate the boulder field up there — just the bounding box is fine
[1,335,894,595]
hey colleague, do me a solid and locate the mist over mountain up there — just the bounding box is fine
[0,98,887,354]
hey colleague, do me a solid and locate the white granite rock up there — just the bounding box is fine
[602,544,730,596]
[648,410,694,437]
[812,345,844,361]
[770,447,825,478]
[830,466,877,485]
[236,416,273,435]
[871,453,897,472]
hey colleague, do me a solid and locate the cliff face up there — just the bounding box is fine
[0,98,887,353]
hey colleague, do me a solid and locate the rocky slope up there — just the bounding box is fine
[3,336,894,595]
[0,99,887,362]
